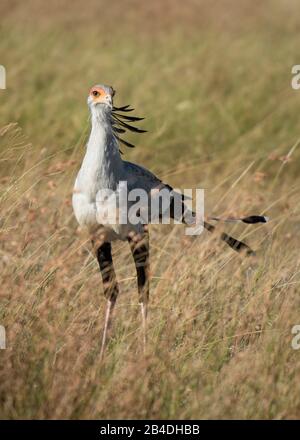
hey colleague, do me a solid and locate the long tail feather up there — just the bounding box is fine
[209,215,269,224]
[203,221,255,255]
[168,192,258,255]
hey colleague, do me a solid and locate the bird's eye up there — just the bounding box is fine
[92,90,100,97]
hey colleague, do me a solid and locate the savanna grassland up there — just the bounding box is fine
[1,0,300,419]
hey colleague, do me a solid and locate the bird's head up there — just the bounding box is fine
[87,84,115,114]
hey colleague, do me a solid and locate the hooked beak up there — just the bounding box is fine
[105,94,113,108]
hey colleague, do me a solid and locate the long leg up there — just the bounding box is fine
[128,229,149,353]
[95,241,119,360]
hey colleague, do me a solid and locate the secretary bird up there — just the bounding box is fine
[72,84,268,359]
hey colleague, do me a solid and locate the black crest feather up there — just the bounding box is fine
[112,104,147,150]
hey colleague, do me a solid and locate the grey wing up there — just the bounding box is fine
[123,161,163,193]
[122,161,187,223]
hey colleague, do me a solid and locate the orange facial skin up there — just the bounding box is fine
[89,86,108,104]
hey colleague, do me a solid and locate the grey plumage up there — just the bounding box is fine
[72,84,268,358]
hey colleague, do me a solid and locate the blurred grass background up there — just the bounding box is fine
[0,0,300,419]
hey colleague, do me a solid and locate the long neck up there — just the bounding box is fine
[81,109,123,191]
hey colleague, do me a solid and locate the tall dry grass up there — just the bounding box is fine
[1,0,300,419]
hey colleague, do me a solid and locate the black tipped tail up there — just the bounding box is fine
[241,215,269,224]
[167,186,262,255]
[209,215,269,225]
[220,232,255,256]
[203,221,255,255]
